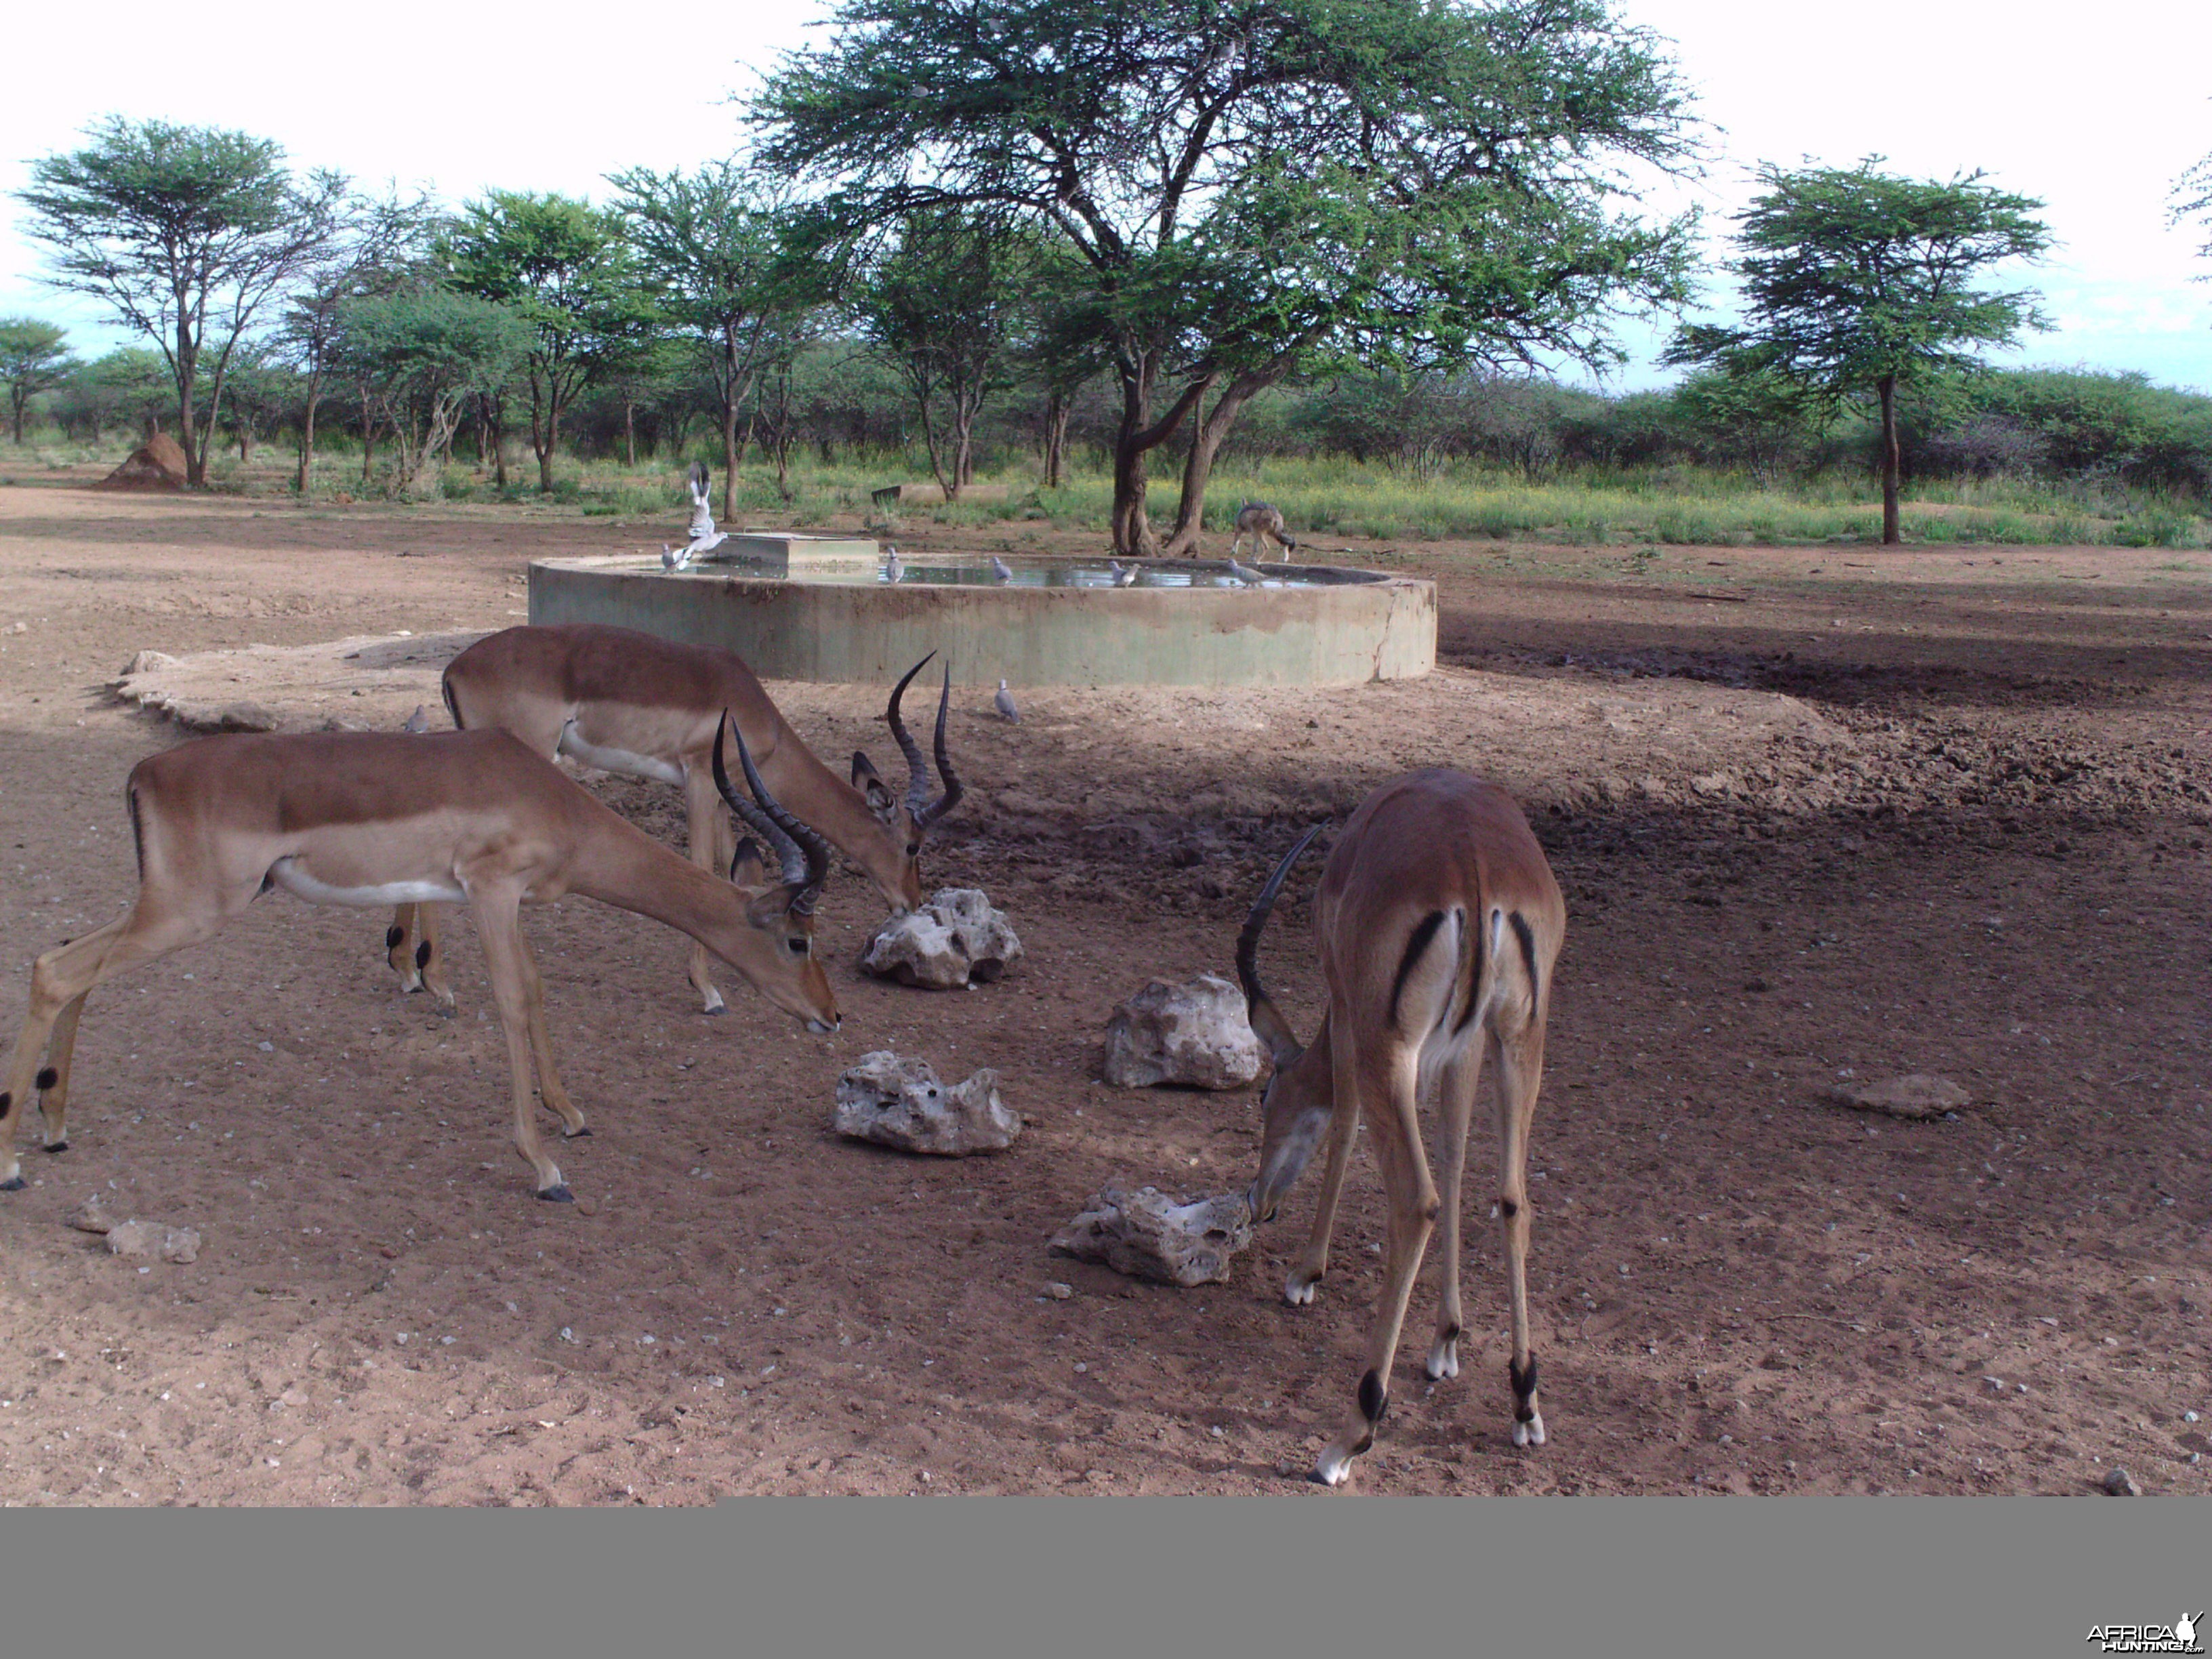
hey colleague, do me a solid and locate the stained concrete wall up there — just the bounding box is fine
[528,556,1435,687]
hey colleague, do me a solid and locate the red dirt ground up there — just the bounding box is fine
[0,482,2205,1502]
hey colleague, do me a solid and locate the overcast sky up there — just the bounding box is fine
[4,0,2209,393]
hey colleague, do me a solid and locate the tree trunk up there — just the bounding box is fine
[721,324,743,521]
[623,398,636,468]
[9,390,24,444]
[918,387,951,501]
[175,305,205,489]
[1043,390,1068,489]
[295,369,323,493]
[1878,373,1902,546]
[1109,350,1214,556]
[1162,367,1282,556]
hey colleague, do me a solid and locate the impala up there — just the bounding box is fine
[0,718,838,1202]
[388,623,964,1015]
[1237,769,1566,1486]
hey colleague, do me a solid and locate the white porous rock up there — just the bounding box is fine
[861,888,1024,989]
[1050,1181,1254,1288]
[834,1051,1022,1155]
[1820,1073,1970,1121]
[1103,974,1265,1090]
[104,1219,202,1263]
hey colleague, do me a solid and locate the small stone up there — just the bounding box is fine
[120,648,176,676]
[2102,1467,2141,1496]
[1044,1282,1073,1300]
[833,1051,1021,1155]
[1050,1180,1254,1287]
[861,888,1023,990]
[575,1196,598,1216]
[106,1221,161,1258]
[65,1195,115,1235]
[1819,1074,1971,1121]
[2186,1411,2200,1423]
[1101,974,1265,1090]
[160,1227,201,1264]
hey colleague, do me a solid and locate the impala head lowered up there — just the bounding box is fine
[848,653,965,912]
[710,712,841,1033]
[1239,824,1332,1225]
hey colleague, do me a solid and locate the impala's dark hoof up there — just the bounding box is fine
[700,1005,726,1017]
[562,1126,592,1139]
[42,1140,68,1155]
[537,1184,574,1204]
[0,1175,24,1192]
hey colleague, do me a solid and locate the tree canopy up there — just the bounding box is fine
[445,191,649,491]
[1666,157,2051,542]
[14,117,344,485]
[0,318,81,444]
[756,0,1702,552]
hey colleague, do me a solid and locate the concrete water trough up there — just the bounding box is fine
[527,550,1435,687]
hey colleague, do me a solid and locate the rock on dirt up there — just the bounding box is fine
[861,888,1024,989]
[65,1194,114,1234]
[1102,973,1265,1090]
[1050,1181,1254,1287]
[1820,1074,1970,1121]
[2102,1467,2142,1496]
[104,1219,203,1263]
[833,1051,1022,1155]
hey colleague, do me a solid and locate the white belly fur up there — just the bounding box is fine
[270,858,466,908]
[556,724,686,787]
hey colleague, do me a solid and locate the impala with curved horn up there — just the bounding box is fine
[387,623,964,1014]
[0,721,839,1204]
[1236,769,1566,1486]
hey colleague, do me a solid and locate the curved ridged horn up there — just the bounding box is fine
[1237,824,1324,1069]
[711,713,832,914]
[886,654,964,832]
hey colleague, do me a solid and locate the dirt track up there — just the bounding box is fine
[0,480,2206,1501]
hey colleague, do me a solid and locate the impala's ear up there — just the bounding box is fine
[729,836,770,888]
[852,751,897,824]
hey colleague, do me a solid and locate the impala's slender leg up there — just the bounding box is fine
[680,764,730,1015]
[1493,1019,1549,1446]
[468,888,570,1201]
[1313,1034,1435,1488]
[416,905,451,1010]
[1286,1078,1361,1307]
[387,903,422,991]
[1,899,232,1188]
[516,926,587,1139]
[35,991,90,1153]
[1427,1042,1486,1382]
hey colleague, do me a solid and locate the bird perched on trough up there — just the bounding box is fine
[885,546,904,583]
[994,680,1020,722]
[401,704,430,734]
[1226,557,1264,586]
[1113,560,1140,588]
[661,542,691,571]
[990,554,1015,583]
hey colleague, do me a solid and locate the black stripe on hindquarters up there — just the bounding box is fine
[1452,903,1489,1034]
[127,785,145,882]
[1509,912,1540,1007]
[1509,1355,1540,1420]
[1387,911,1447,1032]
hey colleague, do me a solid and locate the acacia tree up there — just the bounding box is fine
[1666,159,2051,544]
[0,319,81,444]
[333,290,530,497]
[445,192,643,492]
[607,163,806,518]
[15,118,344,486]
[278,187,437,491]
[853,210,1029,498]
[758,0,1700,554]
